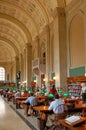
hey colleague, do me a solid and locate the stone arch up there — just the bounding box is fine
[69,11,85,67]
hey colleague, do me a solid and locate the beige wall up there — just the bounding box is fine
[66,0,86,75]
[70,14,85,67]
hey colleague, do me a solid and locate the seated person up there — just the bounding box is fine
[81,83,86,103]
[14,90,21,99]
[46,94,66,127]
[49,84,57,95]
[48,94,66,113]
[24,93,38,115]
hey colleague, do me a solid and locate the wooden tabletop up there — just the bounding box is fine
[59,117,86,130]
[16,97,27,100]
[35,95,48,99]
[33,105,49,112]
[75,103,86,109]
[71,125,86,130]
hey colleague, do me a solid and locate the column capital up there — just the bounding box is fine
[52,7,65,19]
[25,43,32,49]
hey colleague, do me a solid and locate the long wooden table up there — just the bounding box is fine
[33,105,49,112]
[59,117,86,130]
[16,97,27,109]
[75,103,86,109]
[33,106,52,130]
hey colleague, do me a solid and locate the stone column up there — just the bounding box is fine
[53,7,67,88]
[83,5,86,74]
[35,36,41,87]
[15,55,20,87]
[23,48,26,81]
[49,22,54,72]
[25,44,32,88]
[44,25,51,87]
[19,53,22,81]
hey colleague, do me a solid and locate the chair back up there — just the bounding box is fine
[82,108,86,117]
[55,112,67,121]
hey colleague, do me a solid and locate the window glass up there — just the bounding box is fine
[0,67,5,81]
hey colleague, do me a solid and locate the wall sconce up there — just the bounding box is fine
[18,82,21,84]
[34,80,37,82]
[53,77,56,80]
[23,81,27,83]
[43,78,46,81]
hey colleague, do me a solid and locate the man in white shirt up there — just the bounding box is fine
[14,90,21,99]
[24,93,38,116]
[48,94,65,114]
[46,94,66,127]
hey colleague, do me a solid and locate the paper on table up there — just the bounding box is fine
[65,116,81,124]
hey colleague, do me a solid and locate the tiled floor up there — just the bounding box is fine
[0,95,35,130]
[1,95,82,130]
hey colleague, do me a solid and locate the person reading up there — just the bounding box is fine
[46,94,67,129]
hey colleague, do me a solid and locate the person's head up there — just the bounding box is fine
[51,84,55,89]
[30,92,34,96]
[55,94,59,99]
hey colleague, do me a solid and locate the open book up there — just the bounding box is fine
[65,116,81,124]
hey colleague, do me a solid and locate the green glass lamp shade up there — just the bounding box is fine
[48,94,54,99]
[22,89,26,92]
[63,93,68,97]
[40,91,44,95]
[29,89,33,94]
[58,90,62,94]
[68,90,72,93]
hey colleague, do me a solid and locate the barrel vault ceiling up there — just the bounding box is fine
[0,0,72,63]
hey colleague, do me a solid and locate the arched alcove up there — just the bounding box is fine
[0,67,5,81]
[69,13,85,67]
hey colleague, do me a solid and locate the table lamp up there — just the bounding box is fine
[48,94,54,99]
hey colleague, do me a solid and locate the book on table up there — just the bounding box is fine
[65,116,80,124]
[65,116,85,126]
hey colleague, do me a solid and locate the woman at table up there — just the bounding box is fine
[48,84,57,95]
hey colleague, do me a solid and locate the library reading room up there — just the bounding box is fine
[0,0,86,130]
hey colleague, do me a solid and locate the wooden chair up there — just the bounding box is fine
[82,108,86,117]
[48,104,67,130]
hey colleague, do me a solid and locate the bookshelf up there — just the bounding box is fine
[67,76,86,97]
[67,83,81,97]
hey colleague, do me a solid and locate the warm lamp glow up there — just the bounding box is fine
[43,78,46,81]
[53,77,56,80]
[23,80,27,83]
[18,82,21,84]
[34,80,37,82]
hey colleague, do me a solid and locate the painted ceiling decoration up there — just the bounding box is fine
[0,0,72,63]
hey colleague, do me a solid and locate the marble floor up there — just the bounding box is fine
[0,96,33,130]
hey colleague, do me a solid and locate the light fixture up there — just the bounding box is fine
[53,76,56,80]
[23,80,27,83]
[34,80,37,82]
[18,82,21,84]
[43,78,46,81]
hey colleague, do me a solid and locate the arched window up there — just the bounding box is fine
[0,67,5,81]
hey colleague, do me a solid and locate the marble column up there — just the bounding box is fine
[25,44,32,88]
[35,36,41,87]
[44,25,51,87]
[53,7,67,88]
[14,55,20,87]
[24,48,26,81]
[19,53,22,81]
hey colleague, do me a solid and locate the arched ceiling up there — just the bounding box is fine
[0,0,72,63]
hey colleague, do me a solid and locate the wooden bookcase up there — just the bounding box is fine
[67,76,86,97]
